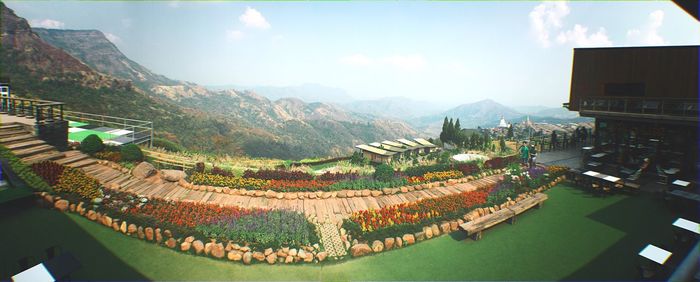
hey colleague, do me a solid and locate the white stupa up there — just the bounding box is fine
[497,116,509,128]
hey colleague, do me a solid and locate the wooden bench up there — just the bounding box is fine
[506,193,548,224]
[459,193,548,240]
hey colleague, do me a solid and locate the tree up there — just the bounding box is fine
[499,136,507,152]
[440,117,449,143]
[454,119,461,132]
[506,125,514,139]
[448,118,455,143]
[120,144,144,162]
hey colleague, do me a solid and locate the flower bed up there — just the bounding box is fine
[30,161,65,186]
[189,172,268,190]
[261,179,337,192]
[243,169,314,181]
[422,170,464,182]
[54,167,103,200]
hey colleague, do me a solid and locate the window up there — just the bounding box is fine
[604,83,645,97]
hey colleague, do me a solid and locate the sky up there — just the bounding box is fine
[6,1,700,107]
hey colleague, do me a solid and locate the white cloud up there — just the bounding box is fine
[168,1,180,8]
[29,19,65,29]
[339,54,373,66]
[239,7,270,29]
[556,25,612,47]
[105,33,121,44]
[226,30,244,41]
[381,55,426,71]
[626,10,667,45]
[529,2,570,47]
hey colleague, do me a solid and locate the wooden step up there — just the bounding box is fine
[54,153,89,166]
[21,151,65,164]
[13,144,55,158]
[0,134,36,145]
[0,130,29,138]
[66,158,97,169]
[4,139,46,150]
[0,124,24,131]
[62,150,83,158]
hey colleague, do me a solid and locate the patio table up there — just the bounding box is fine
[669,190,700,202]
[12,263,54,282]
[672,218,700,235]
[11,252,80,282]
[672,180,690,187]
[638,244,672,265]
[591,153,607,158]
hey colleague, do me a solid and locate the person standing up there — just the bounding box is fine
[550,131,558,151]
[529,143,538,168]
[519,141,530,166]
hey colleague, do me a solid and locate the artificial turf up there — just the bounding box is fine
[68,130,116,143]
[0,184,681,281]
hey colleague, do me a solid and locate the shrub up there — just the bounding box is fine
[0,146,52,192]
[152,137,184,152]
[404,163,451,177]
[210,166,234,177]
[196,210,319,250]
[80,134,104,155]
[373,164,394,182]
[54,167,103,200]
[30,161,66,186]
[120,144,144,162]
[317,171,360,181]
[243,169,313,181]
[194,162,205,173]
[350,151,366,165]
[95,151,122,162]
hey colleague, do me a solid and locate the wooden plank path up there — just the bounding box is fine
[79,162,501,223]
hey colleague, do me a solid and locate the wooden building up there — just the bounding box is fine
[566,45,699,181]
[356,137,439,163]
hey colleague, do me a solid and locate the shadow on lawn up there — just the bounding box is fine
[563,192,677,280]
[0,201,147,280]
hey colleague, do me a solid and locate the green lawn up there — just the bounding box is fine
[68,130,116,142]
[0,184,680,281]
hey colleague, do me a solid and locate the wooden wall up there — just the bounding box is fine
[568,46,699,110]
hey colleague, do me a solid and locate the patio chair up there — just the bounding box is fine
[656,165,668,185]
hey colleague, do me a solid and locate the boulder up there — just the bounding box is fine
[185,236,195,243]
[180,241,191,252]
[112,222,120,232]
[403,234,415,245]
[165,238,177,248]
[161,169,187,182]
[395,237,403,248]
[350,244,372,257]
[266,253,277,264]
[239,246,251,253]
[54,200,69,212]
[384,237,395,250]
[316,251,328,262]
[297,249,307,259]
[371,240,384,252]
[155,228,163,243]
[277,249,288,258]
[264,248,273,256]
[128,224,137,235]
[370,190,383,197]
[87,210,97,221]
[120,221,128,234]
[192,240,204,254]
[289,248,298,257]
[423,226,433,239]
[284,255,294,264]
[252,251,265,262]
[228,251,243,261]
[264,190,276,198]
[337,190,347,198]
[304,252,314,263]
[431,224,441,236]
[449,221,459,231]
[132,162,157,179]
[137,227,145,240]
[102,216,113,227]
[204,243,212,256]
[145,227,154,241]
[163,229,173,238]
[211,243,225,259]
[242,252,253,265]
[69,203,76,212]
[361,189,371,197]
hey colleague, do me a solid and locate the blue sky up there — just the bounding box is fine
[6,1,700,107]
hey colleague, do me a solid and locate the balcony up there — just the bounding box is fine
[577,97,698,123]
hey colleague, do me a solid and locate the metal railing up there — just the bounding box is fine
[63,110,153,147]
[0,97,65,124]
[580,97,698,117]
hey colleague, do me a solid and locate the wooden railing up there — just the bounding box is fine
[0,97,65,124]
[580,97,698,118]
[141,149,195,170]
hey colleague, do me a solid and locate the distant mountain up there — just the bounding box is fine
[33,28,178,88]
[511,105,551,115]
[340,97,447,119]
[411,99,522,134]
[3,4,418,159]
[209,83,355,104]
[531,107,580,119]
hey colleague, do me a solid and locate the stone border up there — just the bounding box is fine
[39,193,329,265]
[176,168,507,200]
[343,175,567,258]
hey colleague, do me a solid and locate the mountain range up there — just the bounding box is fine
[1,3,418,159]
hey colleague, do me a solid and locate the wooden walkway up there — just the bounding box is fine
[1,123,501,224]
